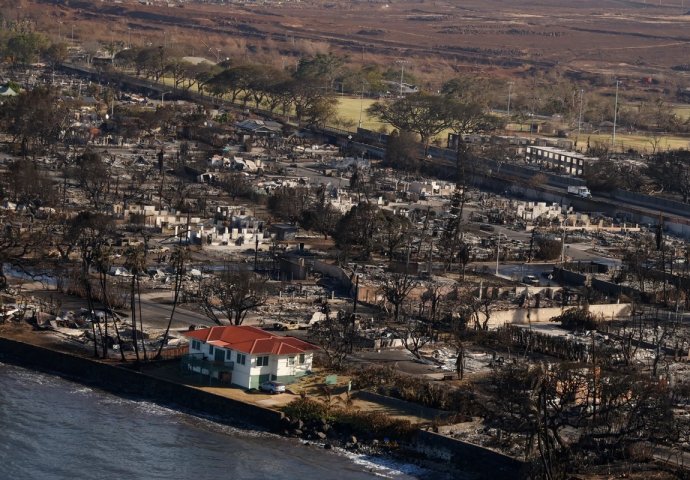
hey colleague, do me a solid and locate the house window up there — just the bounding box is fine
[226,350,232,361]
[208,345,214,355]
[257,356,269,367]
[237,353,246,365]
[191,340,200,350]
[288,356,295,366]
[299,354,305,364]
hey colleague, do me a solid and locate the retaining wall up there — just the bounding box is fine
[412,430,525,480]
[353,390,453,422]
[488,303,632,328]
[0,337,283,431]
[0,337,533,477]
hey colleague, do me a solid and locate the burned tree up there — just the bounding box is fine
[379,272,419,323]
[199,270,268,326]
[394,317,432,360]
[309,305,356,370]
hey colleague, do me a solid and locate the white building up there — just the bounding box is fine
[525,146,597,176]
[409,180,455,198]
[182,325,319,389]
[515,201,564,222]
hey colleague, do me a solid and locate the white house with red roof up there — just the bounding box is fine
[182,325,318,389]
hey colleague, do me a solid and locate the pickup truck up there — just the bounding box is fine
[273,321,301,331]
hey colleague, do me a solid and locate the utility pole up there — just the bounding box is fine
[577,89,584,139]
[254,235,259,272]
[358,81,366,129]
[495,234,500,276]
[612,80,620,148]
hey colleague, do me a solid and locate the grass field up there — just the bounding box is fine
[673,105,690,120]
[335,97,385,132]
[576,133,690,154]
[155,79,689,153]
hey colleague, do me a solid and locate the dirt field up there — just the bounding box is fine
[24,0,690,82]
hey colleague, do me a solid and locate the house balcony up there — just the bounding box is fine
[180,353,235,385]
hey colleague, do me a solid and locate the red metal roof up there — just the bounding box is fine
[184,325,319,355]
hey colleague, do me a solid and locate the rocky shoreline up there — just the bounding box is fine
[0,333,473,479]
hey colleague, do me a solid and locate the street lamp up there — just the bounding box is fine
[396,59,408,97]
[612,80,620,148]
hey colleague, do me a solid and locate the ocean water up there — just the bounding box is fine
[0,363,427,480]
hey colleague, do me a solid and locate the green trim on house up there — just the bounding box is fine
[274,374,296,385]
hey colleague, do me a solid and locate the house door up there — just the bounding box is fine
[214,349,225,363]
[258,373,270,385]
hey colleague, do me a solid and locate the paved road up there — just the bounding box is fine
[29,289,216,332]
[136,292,217,331]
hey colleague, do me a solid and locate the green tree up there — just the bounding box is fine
[367,93,450,155]
[295,52,345,90]
[334,202,385,259]
[0,86,70,157]
[384,129,419,171]
[5,32,48,64]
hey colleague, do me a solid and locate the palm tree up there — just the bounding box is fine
[93,244,126,361]
[155,245,188,359]
[123,245,147,362]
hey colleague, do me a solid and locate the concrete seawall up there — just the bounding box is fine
[0,336,528,478]
[0,337,283,431]
[412,430,525,479]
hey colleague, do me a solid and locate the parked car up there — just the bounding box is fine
[259,381,286,394]
[522,275,540,286]
[273,321,300,331]
[479,223,495,232]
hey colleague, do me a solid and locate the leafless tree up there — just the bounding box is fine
[394,317,432,360]
[198,269,268,325]
[309,305,356,370]
[379,272,419,322]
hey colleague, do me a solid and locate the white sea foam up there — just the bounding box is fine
[334,447,428,479]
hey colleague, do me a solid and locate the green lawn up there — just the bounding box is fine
[152,76,690,152]
[334,96,385,132]
[579,132,690,154]
[672,104,690,120]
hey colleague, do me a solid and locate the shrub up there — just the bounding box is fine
[282,397,332,422]
[334,410,415,440]
[350,365,480,414]
[551,307,598,331]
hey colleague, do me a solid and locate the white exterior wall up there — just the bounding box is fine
[229,350,252,388]
[275,353,313,378]
[186,341,313,388]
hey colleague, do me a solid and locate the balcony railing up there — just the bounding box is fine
[181,353,234,376]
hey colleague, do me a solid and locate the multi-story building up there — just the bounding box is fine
[525,146,597,176]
